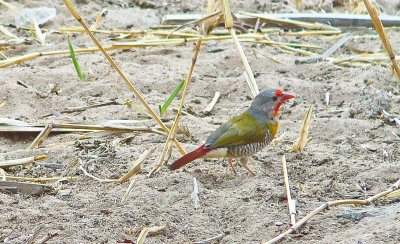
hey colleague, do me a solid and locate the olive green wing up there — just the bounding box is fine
[205,112,268,149]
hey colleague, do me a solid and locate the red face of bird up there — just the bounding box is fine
[249,89,295,118]
[273,89,295,117]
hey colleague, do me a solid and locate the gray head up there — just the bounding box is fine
[249,89,295,118]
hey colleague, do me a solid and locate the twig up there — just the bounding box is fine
[147,226,167,235]
[3,175,76,183]
[0,168,6,181]
[288,104,313,153]
[35,232,59,244]
[253,49,282,64]
[203,91,220,114]
[325,92,330,106]
[363,0,400,80]
[118,146,156,183]
[136,226,149,244]
[0,223,20,243]
[331,52,389,65]
[121,179,136,204]
[0,121,164,136]
[0,155,47,168]
[61,0,187,155]
[28,124,53,149]
[80,146,156,183]
[167,11,222,38]
[0,51,7,59]
[0,33,318,68]
[281,155,296,226]
[193,233,226,243]
[279,45,318,57]
[79,164,105,182]
[384,189,400,200]
[149,38,202,177]
[221,0,259,97]
[270,132,286,146]
[263,178,400,244]
[240,11,337,31]
[17,80,46,98]
[191,177,201,209]
[41,100,121,118]
[25,225,46,244]
[33,19,46,44]
[320,34,352,59]
[295,34,351,64]
[284,30,341,36]
[243,71,257,98]
[93,8,107,30]
[162,12,400,27]
[254,17,261,33]
[247,40,321,49]
[51,123,164,135]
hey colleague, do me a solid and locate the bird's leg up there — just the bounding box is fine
[227,158,238,175]
[240,158,256,176]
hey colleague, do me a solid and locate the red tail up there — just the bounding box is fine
[169,144,211,170]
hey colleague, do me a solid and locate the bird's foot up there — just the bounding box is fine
[240,158,256,176]
[243,164,256,176]
[228,159,238,175]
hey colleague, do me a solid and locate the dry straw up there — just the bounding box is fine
[0,32,321,68]
[281,155,296,226]
[80,146,156,183]
[136,226,149,244]
[149,38,203,177]
[0,155,47,168]
[264,178,400,244]
[28,124,53,149]
[221,0,259,97]
[240,11,339,31]
[288,104,313,153]
[2,175,76,183]
[61,0,187,155]
[203,91,221,114]
[363,0,400,80]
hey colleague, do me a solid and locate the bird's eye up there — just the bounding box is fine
[273,96,278,101]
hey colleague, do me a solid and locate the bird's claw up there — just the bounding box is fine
[240,158,256,176]
[228,159,238,174]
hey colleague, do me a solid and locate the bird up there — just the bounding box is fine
[169,89,294,176]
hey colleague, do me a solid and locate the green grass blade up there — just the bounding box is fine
[159,79,185,116]
[68,34,87,81]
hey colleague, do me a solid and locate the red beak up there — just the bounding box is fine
[282,93,295,102]
[274,93,295,116]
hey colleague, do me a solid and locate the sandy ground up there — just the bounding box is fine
[1,0,400,243]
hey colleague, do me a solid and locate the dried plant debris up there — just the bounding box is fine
[76,140,118,178]
[2,1,400,243]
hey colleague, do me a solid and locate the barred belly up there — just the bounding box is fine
[226,132,273,157]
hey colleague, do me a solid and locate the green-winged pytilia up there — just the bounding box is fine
[169,89,294,176]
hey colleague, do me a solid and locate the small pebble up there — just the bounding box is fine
[275,222,284,226]
[57,189,71,197]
